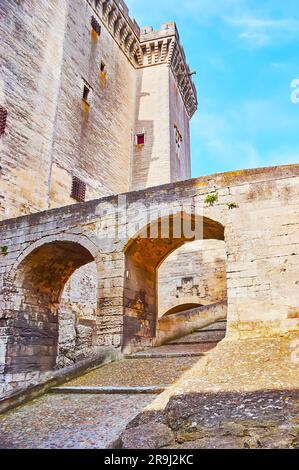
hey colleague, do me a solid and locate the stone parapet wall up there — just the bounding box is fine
[156,301,227,347]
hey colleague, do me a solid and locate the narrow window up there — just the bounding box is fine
[82,80,92,105]
[0,106,8,137]
[71,177,86,202]
[83,85,90,102]
[135,133,145,146]
[91,16,101,36]
[174,126,183,159]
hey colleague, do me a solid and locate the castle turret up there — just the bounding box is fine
[131,22,198,190]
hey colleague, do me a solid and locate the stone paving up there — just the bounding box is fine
[0,320,226,449]
[0,394,155,449]
[66,357,198,388]
[130,342,219,356]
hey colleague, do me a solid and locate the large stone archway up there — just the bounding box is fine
[123,213,225,353]
[1,239,97,376]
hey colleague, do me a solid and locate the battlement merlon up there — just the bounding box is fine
[95,1,198,118]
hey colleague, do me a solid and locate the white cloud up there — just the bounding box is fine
[225,16,299,47]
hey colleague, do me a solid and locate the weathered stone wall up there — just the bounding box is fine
[58,239,227,362]
[0,1,197,220]
[58,262,98,368]
[1,165,298,391]
[0,0,69,219]
[158,240,227,317]
[0,0,136,219]
[0,0,200,366]
[48,0,137,208]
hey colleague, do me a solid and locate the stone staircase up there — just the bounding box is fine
[0,319,227,449]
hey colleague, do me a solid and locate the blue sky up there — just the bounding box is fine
[126,0,299,177]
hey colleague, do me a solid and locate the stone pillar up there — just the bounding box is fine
[96,252,126,348]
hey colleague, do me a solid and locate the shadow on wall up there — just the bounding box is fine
[131,69,154,190]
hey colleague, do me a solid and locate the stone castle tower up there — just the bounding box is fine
[0,0,197,219]
[0,0,227,366]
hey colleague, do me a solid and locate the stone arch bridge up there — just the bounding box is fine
[1,165,299,390]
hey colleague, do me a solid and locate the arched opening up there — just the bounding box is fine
[162,304,204,317]
[5,241,96,374]
[58,261,98,368]
[123,213,225,353]
[158,239,227,317]
[157,239,228,345]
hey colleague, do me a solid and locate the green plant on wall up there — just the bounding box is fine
[1,246,8,256]
[227,202,239,210]
[204,193,218,206]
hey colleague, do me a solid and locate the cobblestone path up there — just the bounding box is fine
[0,320,226,449]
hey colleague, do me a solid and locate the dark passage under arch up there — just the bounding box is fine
[4,241,95,374]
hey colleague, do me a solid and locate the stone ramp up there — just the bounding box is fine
[63,356,198,388]
[128,343,216,357]
[169,321,227,345]
[199,320,227,331]
[0,319,226,449]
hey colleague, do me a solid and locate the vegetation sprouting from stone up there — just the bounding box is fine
[227,202,239,210]
[205,193,219,206]
[1,246,8,256]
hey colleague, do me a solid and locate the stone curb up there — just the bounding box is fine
[49,386,167,395]
[125,352,205,359]
[169,340,220,346]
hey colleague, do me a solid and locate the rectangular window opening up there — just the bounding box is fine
[91,16,101,36]
[71,176,86,202]
[100,61,106,73]
[83,84,90,102]
[135,133,145,146]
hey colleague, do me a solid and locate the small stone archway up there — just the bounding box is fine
[3,237,98,375]
[123,212,225,353]
[162,303,204,317]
